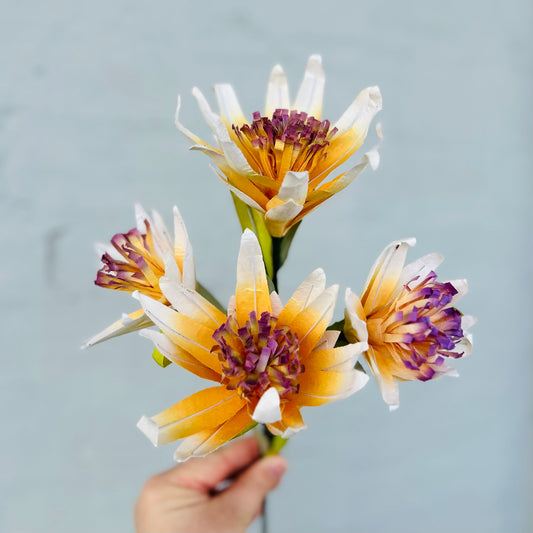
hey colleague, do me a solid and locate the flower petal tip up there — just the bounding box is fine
[252,387,282,424]
[389,404,400,412]
[137,416,159,447]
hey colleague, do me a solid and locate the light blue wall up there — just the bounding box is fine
[1,1,532,532]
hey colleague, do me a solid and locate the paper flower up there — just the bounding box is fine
[136,229,368,461]
[344,238,474,410]
[83,204,194,348]
[176,55,382,237]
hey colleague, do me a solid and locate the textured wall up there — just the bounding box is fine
[1,1,532,532]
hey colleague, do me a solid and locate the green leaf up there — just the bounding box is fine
[152,347,172,367]
[276,221,301,270]
[264,435,289,456]
[196,281,225,313]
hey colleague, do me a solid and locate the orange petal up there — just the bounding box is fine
[174,407,253,461]
[361,239,416,315]
[140,329,221,382]
[285,285,338,354]
[296,367,368,406]
[138,294,222,373]
[137,387,245,446]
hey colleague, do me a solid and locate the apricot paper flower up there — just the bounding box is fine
[83,204,194,348]
[344,238,474,410]
[136,230,368,461]
[176,55,382,237]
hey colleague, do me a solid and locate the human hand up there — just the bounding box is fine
[134,435,288,533]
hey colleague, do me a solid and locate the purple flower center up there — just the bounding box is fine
[231,109,337,183]
[367,271,465,381]
[211,311,304,402]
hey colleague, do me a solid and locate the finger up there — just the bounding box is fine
[214,454,288,526]
[162,435,261,491]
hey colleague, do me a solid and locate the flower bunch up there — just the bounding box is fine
[85,56,473,461]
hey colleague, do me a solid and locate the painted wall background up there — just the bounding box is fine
[1,1,532,532]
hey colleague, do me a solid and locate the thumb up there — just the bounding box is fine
[215,454,288,527]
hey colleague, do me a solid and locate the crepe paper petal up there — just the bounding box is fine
[277,268,326,324]
[173,407,253,462]
[140,329,221,382]
[293,55,325,119]
[344,288,369,344]
[313,329,341,351]
[178,56,381,236]
[288,284,339,354]
[361,238,416,315]
[332,86,383,137]
[82,308,152,348]
[235,229,272,325]
[270,291,283,316]
[305,342,367,373]
[265,64,290,117]
[158,279,226,329]
[89,205,197,346]
[135,230,369,458]
[215,83,247,127]
[297,368,369,406]
[272,171,308,206]
[264,199,304,238]
[267,403,307,439]
[137,387,244,446]
[345,239,473,409]
[252,387,282,424]
[138,293,223,374]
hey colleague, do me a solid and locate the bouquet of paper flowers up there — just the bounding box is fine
[84,55,473,464]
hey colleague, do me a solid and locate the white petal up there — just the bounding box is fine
[150,209,173,257]
[265,64,290,116]
[82,310,152,348]
[264,199,303,237]
[173,206,196,289]
[163,251,182,285]
[134,203,150,232]
[215,83,246,127]
[226,182,266,213]
[462,315,477,330]
[227,295,236,318]
[252,387,282,424]
[158,280,224,328]
[333,86,382,137]
[362,238,416,315]
[278,268,326,324]
[137,416,159,446]
[344,288,369,344]
[276,170,308,205]
[448,279,468,303]
[174,95,208,146]
[270,291,283,316]
[398,252,444,288]
[192,87,257,177]
[94,242,122,261]
[293,55,325,118]
[313,330,341,351]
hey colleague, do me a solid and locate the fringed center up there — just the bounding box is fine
[232,109,337,182]
[367,271,465,381]
[95,222,165,300]
[212,311,304,402]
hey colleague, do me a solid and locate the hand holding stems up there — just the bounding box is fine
[134,436,287,533]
